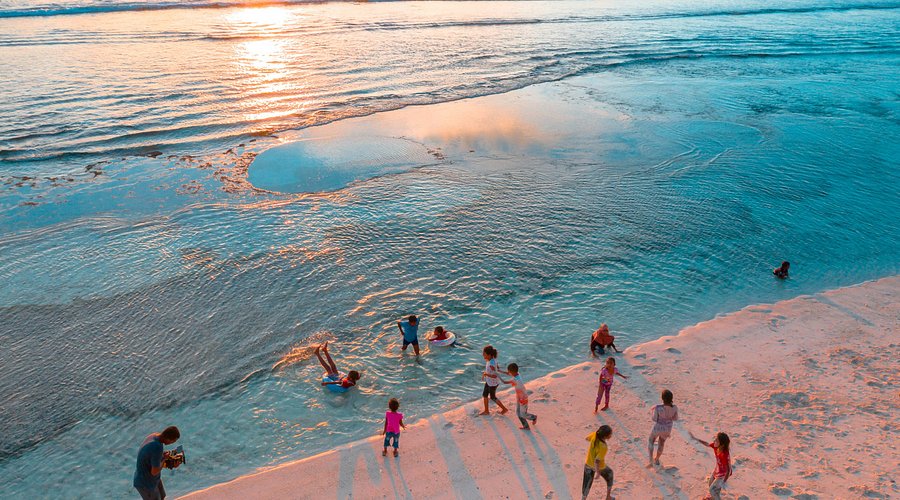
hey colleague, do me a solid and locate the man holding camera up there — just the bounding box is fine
[133,426,181,500]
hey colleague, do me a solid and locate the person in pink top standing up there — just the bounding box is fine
[595,357,628,412]
[382,398,406,457]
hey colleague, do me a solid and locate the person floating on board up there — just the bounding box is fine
[582,424,615,500]
[647,389,678,467]
[595,357,628,412]
[315,342,360,390]
[590,323,621,356]
[382,398,406,457]
[690,431,732,500]
[397,314,420,356]
[133,426,181,500]
[773,261,790,279]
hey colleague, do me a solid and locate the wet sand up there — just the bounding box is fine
[182,276,899,499]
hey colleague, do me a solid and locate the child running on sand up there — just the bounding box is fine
[315,343,360,389]
[595,357,627,412]
[500,363,537,430]
[480,345,509,415]
[382,398,406,457]
[690,431,732,500]
[647,389,678,467]
[582,424,614,500]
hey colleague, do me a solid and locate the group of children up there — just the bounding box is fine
[585,351,731,499]
[313,317,731,499]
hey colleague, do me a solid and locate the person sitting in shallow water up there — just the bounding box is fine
[773,261,790,279]
[315,342,360,389]
[428,326,449,342]
[591,323,621,356]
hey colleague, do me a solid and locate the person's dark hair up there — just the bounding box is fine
[606,357,616,366]
[434,326,444,334]
[408,315,418,323]
[716,432,730,453]
[388,398,400,412]
[160,426,180,442]
[348,370,361,381]
[661,389,673,406]
[507,363,519,374]
[781,261,790,269]
[483,345,497,358]
[595,424,612,442]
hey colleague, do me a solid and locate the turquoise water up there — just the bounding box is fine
[1,1,899,498]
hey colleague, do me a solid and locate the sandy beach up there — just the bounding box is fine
[182,276,899,499]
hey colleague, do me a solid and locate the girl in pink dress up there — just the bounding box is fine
[648,389,678,466]
[595,357,627,412]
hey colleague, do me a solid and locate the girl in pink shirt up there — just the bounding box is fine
[595,357,628,412]
[382,398,406,457]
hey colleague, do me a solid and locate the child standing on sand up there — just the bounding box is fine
[480,345,509,415]
[690,431,732,500]
[595,357,627,412]
[582,424,614,500]
[647,389,678,467]
[382,398,406,457]
[500,363,537,430]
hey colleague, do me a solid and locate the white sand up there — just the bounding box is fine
[182,276,899,499]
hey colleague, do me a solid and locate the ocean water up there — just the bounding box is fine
[1,0,899,498]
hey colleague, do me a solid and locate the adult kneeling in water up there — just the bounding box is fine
[590,323,621,356]
[316,342,360,390]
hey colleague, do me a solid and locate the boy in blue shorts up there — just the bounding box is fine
[397,315,420,356]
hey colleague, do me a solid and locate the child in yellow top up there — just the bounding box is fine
[582,425,614,500]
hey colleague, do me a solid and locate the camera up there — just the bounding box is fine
[162,446,186,469]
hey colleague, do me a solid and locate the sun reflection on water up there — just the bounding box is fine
[227,7,311,124]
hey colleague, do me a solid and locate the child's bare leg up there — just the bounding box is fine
[480,397,490,415]
[655,437,666,463]
[313,345,332,373]
[648,435,656,465]
[321,343,339,374]
[495,397,508,414]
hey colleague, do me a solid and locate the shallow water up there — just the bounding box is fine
[1,1,899,498]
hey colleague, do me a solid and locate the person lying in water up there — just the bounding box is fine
[315,342,360,389]
[773,261,790,279]
[428,326,450,341]
[591,323,621,356]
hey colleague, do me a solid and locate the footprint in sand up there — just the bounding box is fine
[769,482,794,496]
[665,347,681,354]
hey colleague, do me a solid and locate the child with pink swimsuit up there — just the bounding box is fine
[595,357,627,412]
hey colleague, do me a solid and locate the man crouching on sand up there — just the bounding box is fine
[134,426,181,499]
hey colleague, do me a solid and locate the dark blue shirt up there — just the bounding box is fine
[399,320,418,342]
[133,434,163,489]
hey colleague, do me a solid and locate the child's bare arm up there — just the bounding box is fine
[383,420,387,435]
[616,371,628,379]
[400,419,406,429]
[688,432,708,446]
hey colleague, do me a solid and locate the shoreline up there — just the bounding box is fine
[182,275,900,499]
